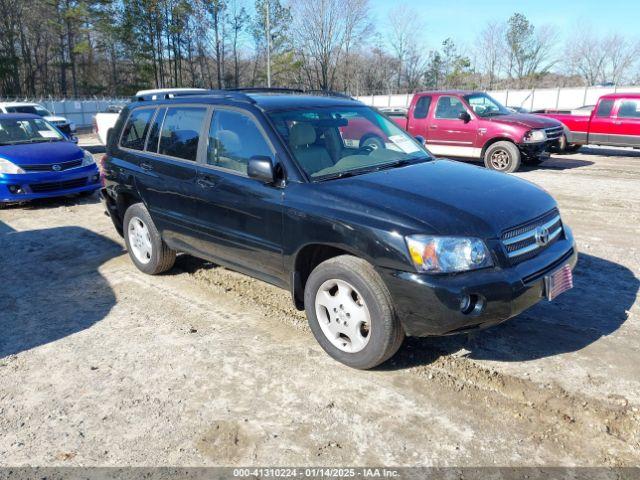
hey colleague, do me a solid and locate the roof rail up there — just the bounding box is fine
[305,89,355,100]
[133,89,256,104]
[226,87,306,95]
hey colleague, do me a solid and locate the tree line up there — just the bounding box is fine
[1,0,639,98]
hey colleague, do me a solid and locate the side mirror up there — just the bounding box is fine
[414,135,426,145]
[248,155,275,184]
[67,134,78,144]
[458,111,471,123]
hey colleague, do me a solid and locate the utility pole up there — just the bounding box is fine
[264,0,271,87]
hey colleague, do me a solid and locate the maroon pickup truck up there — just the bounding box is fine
[536,93,640,152]
[386,91,563,172]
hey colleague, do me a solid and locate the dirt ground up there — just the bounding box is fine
[0,136,639,467]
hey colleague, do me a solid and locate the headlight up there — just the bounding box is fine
[0,158,25,174]
[523,129,547,143]
[81,150,96,166]
[406,235,493,273]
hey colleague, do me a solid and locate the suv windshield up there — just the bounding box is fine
[464,93,510,117]
[5,105,52,117]
[0,118,65,145]
[268,106,431,180]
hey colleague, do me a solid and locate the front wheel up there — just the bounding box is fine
[123,202,176,275]
[304,255,404,369]
[484,141,521,173]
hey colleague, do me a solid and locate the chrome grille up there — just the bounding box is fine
[544,126,563,141]
[501,209,563,263]
[21,159,83,172]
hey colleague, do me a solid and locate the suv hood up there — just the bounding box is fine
[487,113,562,129]
[0,141,83,166]
[315,159,557,238]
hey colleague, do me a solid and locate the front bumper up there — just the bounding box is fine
[518,141,548,159]
[0,165,101,203]
[380,233,577,337]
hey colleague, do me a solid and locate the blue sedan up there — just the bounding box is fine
[0,113,101,204]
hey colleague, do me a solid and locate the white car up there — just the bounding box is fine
[0,102,76,136]
[93,88,207,145]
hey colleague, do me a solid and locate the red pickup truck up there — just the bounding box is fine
[536,93,640,152]
[384,91,563,172]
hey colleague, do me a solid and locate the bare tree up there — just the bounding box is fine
[387,4,425,92]
[603,34,640,85]
[291,0,371,91]
[476,21,505,89]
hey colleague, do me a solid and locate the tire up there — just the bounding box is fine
[565,144,581,153]
[360,135,385,151]
[484,141,521,173]
[304,255,404,369]
[123,202,176,275]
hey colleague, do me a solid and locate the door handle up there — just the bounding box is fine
[613,121,623,125]
[430,125,438,129]
[140,162,153,172]
[197,177,217,188]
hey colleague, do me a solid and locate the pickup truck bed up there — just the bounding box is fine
[537,93,640,149]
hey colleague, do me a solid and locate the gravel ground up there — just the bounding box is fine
[0,137,638,466]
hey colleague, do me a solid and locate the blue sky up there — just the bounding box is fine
[368,0,639,48]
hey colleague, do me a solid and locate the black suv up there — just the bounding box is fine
[101,89,577,369]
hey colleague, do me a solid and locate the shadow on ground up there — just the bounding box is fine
[381,252,638,369]
[574,146,640,158]
[0,220,123,358]
[0,191,101,210]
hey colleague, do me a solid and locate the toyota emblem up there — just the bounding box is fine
[52,164,62,171]
[535,226,550,246]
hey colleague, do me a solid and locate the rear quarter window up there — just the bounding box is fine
[120,108,154,150]
[595,100,614,118]
[413,96,432,119]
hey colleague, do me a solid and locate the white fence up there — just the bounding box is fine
[356,86,640,111]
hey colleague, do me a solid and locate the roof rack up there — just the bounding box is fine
[133,87,356,103]
[227,87,354,100]
[134,89,256,104]
[304,89,355,100]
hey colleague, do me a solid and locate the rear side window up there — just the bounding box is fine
[121,108,154,150]
[158,107,207,161]
[413,96,432,119]
[617,100,640,119]
[207,109,272,174]
[435,96,466,119]
[595,100,614,118]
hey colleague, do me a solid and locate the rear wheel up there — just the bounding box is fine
[484,141,521,173]
[304,255,404,369]
[123,203,176,275]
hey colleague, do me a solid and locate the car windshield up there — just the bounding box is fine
[464,93,511,117]
[0,118,65,145]
[268,106,431,180]
[5,105,52,117]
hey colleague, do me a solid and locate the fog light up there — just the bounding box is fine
[8,185,23,194]
[460,294,485,315]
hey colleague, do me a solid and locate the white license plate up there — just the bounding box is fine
[543,264,573,301]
